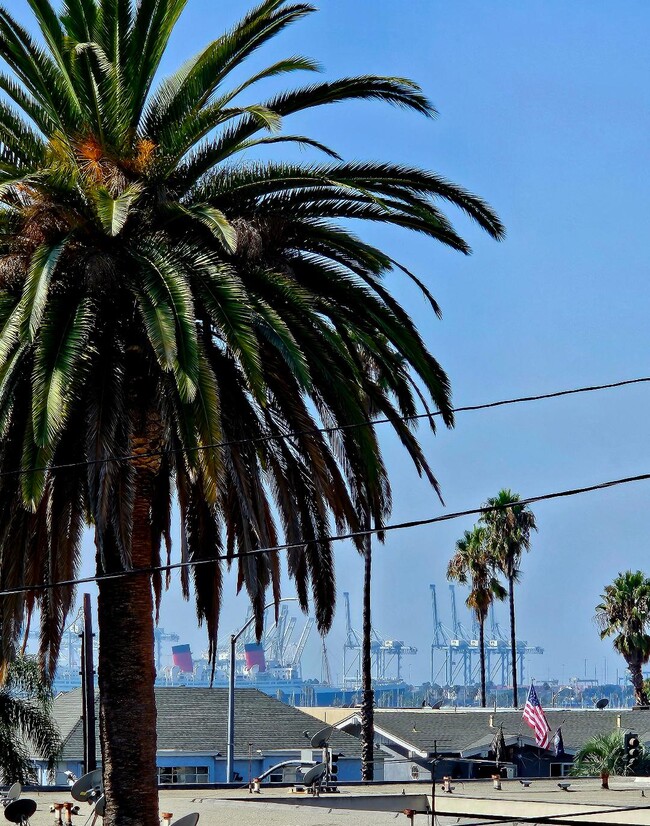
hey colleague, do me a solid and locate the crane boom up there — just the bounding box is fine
[343,592,361,647]
[291,617,314,668]
[449,583,460,637]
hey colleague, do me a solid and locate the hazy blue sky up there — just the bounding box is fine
[14,0,650,688]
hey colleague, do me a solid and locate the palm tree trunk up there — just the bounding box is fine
[508,575,518,707]
[97,413,160,826]
[479,618,486,708]
[360,521,374,782]
[629,660,649,707]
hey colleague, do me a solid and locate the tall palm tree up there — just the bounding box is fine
[0,0,503,820]
[595,571,650,707]
[361,519,374,781]
[0,656,61,784]
[481,490,537,707]
[447,526,506,707]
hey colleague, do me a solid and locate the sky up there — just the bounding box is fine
[12,0,650,688]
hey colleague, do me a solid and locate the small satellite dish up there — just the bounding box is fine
[301,763,327,787]
[71,769,103,803]
[170,814,199,826]
[430,700,443,710]
[94,795,105,818]
[310,725,334,748]
[4,799,36,825]
[596,698,609,709]
[1,784,20,807]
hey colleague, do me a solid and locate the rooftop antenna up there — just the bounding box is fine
[300,762,327,792]
[71,770,102,805]
[71,770,104,826]
[310,725,333,748]
[0,785,20,808]
[4,800,36,826]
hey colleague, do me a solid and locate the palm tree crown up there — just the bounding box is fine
[481,489,537,706]
[447,525,506,707]
[596,570,650,706]
[0,656,61,785]
[0,0,503,821]
[571,730,649,779]
[0,0,503,668]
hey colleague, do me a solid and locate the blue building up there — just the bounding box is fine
[45,687,363,785]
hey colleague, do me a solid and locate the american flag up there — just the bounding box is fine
[523,684,550,749]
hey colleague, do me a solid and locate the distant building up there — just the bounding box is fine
[41,687,364,785]
[336,707,650,780]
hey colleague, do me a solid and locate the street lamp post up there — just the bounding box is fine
[226,597,298,783]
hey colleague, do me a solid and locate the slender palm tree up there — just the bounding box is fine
[361,520,374,781]
[0,0,503,819]
[596,571,650,707]
[0,656,61,784]
[481,490,537,707]
[447,526,506,707]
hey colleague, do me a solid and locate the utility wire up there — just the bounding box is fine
[0,375,648,480]
[3,467,650,598]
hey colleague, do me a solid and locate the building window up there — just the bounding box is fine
[550,763,572,778]
[410,765,420,780]
[157,766,209,784]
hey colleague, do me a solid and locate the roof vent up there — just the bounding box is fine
[489,714,494,728]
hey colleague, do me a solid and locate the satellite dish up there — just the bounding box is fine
[310,725,334,748]
[430,700,443,710]
[4,799,36,825]
[71,770,103,803]
[301,763,327,787]
[94,796,105,818]
[1,784,20,807]
[596,698,609,709]
[170,814,199,826]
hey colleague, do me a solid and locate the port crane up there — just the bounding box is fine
[342,591,416,684]
[430,581,544,693]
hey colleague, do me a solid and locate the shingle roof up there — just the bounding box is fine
[54,688,362,760]
[53,689,85,745]
[339,707,650,756]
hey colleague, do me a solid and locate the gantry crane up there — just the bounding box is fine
[430,584,450,684]
[430,581,543,695]
[342,591,416,685]
[290,617,314,672]
[154,628,180,671]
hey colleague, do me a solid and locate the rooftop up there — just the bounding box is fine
[338,707,650,755]
[17,777,650,826]
[54,688,363,760]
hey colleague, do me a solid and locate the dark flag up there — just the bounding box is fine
[553,727,565,758]
[491,724,506,764]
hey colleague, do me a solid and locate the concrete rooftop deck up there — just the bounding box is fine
[17,778,650,826]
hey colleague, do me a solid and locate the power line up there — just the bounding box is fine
[0,375,648,480]
[3,467,650,599]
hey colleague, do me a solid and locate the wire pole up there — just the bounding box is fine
[81,593,96,773]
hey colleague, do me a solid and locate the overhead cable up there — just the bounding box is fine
[0,375,648,479]
[2,468,650,598]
